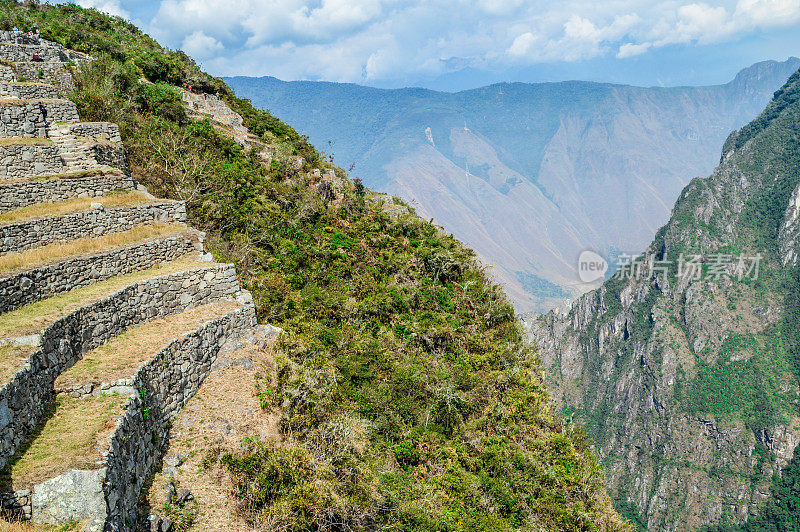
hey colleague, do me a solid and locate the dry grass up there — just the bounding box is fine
[0,222,187,275]
[0,190,154,225]
[0,521,85,531]
[0,167,124,184]
[0,138,53,146]
[145,331,280,531]
[0,345,30,386]
[0,254,209,340]
[1,394,126,490]
[57,301,241,387]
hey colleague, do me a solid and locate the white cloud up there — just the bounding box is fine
[618,42,651,58]
[181,31,224,60]
[117,0,800,83]
[77,0,130,19]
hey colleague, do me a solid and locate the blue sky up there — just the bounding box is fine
[77,0,800,91]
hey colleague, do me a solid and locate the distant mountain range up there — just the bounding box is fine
[226,57,800,312]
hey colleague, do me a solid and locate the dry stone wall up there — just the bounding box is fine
[0,264,242,471]
[0,142,65,178]
[90,140,128,174]
[0,173,135,213]
[0,43,71,63]
[0,99,78,137]
[70,123,122,143]
[0,201,186,253]
[11,63,74,94]
[0,234,199,313]
[0,35,262,531]
[101,305,256,530]
[0,101,47,137]
[0,83,58,99]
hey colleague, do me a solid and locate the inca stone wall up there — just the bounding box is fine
[0,100,78,137]
[90,140,128,174]
[0,234,199,313]
[11,63,74,94]
[0,82,58,99]
[0,173,135,213]
[0,34,260,531]
[69,122,122,143]
[100,305,256,530]
[0,142,65,178]
[0,101,48,137]
[0,264,242,471]
[0,43,70,63]
[0,201,186,254]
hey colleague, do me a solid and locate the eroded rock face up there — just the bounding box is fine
[31,469,106,530]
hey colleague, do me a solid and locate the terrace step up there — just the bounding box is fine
[145,324,282,530]
[0,197,186,254]
[0,82,58,100]
[0,226,198,314]
[0,259,247,471]
[8,62,75,94]
[0,168,134,213]
[0,138,66,178]
[1,301,255,527]
[0,98,78,138]
[46,122,99,171]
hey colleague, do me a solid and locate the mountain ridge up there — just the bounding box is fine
[226,57,800,312]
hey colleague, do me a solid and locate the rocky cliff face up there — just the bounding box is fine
[529,69,800,529]
[226,58,800,312]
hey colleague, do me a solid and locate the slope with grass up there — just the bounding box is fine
[0,2,629,530]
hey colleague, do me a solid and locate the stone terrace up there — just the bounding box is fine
[0,35,258,531]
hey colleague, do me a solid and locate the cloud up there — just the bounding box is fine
[181,31,224,60]
[113,0,800,83]
[617,42,652,58]
[77,0,130,19]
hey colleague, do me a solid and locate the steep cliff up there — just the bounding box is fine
[530,69,800,529]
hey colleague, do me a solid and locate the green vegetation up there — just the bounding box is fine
[706,443,800,532]
[514,270,568,299]
[0,1,626,530]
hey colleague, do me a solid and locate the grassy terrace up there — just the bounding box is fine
[0,393,126,490]
[0,166,123,184]
[0,222,188,276]
[0,137,52,146]
[0,254,210,378]
[0,190,156,225]
[0,344,30,386]
[57,301,241,387]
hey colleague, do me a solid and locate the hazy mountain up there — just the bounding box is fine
[530,68,800,529]
[226,57,800,312]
